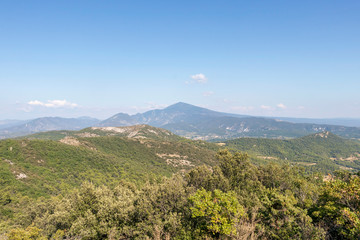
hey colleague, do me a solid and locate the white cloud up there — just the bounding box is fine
[203,91,214,97]
[261,105,273,110]
[191,73,208,83]
[277,103,287,109]
[28,100,78,108]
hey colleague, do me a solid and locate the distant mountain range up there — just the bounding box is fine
[1,102,360,140]
[98,102,360,140]
[0,117,100,139]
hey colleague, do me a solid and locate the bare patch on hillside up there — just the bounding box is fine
[147,129,159,135]
[60,137,81,146]
[257,156,278,160]
[296,162,317,166]
[156,153,194,167]
[338,155,360,162]
[339,166,354,171]
[128,131,139,138]
[4,159,14,165]
[315,131,330,138]
[59,137,97,151]
[76,132,99,138]
[15,172,27,179]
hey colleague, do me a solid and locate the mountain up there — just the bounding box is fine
[3,102,360,141]
[0,117,100,139]
[0,125,217,199]
[0,120,29,130]
[99,102,360,140]
[224,131,360,173]
[98,102,247,127]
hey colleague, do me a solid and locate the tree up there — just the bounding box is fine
[189,188,244,238]
[7,225,46,240]
[312,175,360,239]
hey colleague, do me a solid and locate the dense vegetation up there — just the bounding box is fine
[1,150,359,239]
[26,126,360,174]
[0,133,217,199]
[225,131,360,173]
[2,127,360,239]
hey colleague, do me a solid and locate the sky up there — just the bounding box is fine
[1,0,359,120]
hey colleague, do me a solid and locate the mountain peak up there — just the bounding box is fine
[164,102,215,114]
[165,102,196,110]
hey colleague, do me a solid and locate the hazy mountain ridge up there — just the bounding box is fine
[2,102,360,140]
[98,102,247,127]
[0,117,100,139]
[99,102,360,140]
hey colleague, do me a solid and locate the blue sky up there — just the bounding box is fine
[1,0,359,119]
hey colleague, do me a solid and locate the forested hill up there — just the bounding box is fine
[224,131,360,172]
[19,126,360,174]
[0,125,218,199]
[1,127,360,238]
[2,149,359,239]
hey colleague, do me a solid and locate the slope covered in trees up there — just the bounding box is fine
[0,129,217,199]
[2,127,360,239]
[2,150,359,239]
[224,131,360,172]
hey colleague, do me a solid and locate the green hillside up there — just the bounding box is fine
[224,131,360,172]
[0,126,217,199]
[2,127,360,239]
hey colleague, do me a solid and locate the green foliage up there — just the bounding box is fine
[31,182,136,239]
[259,188,324,239]
[7,225,46,240]
[312,175,360,239]
[225,132,360,173]
[2,147,358,239]
[189,188,244,237]
[185,165,229,192]
[0,134,216,199]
